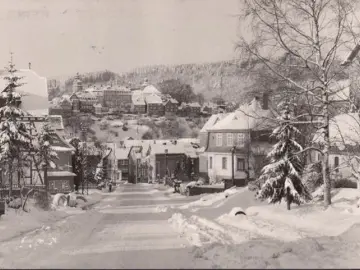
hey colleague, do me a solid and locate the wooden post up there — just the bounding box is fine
[44,156,48,195]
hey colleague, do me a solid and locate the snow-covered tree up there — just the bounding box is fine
[94,158,106,183]
[0,54,32,196]
[35,120,59,192]
[238,0,360,207]
[256,100,312,210]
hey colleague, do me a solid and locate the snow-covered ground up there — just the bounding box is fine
[178,186,246,211]
[168,187,360,267]
[0,203,69,243]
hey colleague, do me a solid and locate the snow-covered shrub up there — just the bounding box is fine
[186,181,198,188]
[196,178,205,186]
[7,197,22,209]
[52,193,67,207]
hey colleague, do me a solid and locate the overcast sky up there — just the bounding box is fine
[0,0,240,78]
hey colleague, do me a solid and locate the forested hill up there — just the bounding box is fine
[51,60,263,102]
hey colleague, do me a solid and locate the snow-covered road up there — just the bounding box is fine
[0,184,212,269]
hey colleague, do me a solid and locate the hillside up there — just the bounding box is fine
[51,60,260,102]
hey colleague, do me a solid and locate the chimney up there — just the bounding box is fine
[28,62,31,69]
[262,92,269,110]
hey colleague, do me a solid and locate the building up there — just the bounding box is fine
[69,93,80,113]
[73,73,83,93]
[188,102,201,116]
[4,118,76,194]
[102,85,132,110]
[85,86,104,104]
[128,145,144,184]
[312,113,360,183]
[164,98,179,115]
[203,95,276,186]
[93,103,104,116]
[142,140,199,183]
[145,94,164,116]
[76,91,97,113]
[132,94,146,114]
[142,85,161,98]
[198,113,228,178]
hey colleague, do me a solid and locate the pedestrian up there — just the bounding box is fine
[108,181,112,193]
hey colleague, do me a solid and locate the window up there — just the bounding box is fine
[334,156,339,173]
[216,134,223,146]
[237,133,245,146]
[222,157,227,170]
[227,133,233,146]
[209,156,213,169]
[237,158,245,171]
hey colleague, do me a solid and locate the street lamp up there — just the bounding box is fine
[230,146,236,187]
[165,149,168,184]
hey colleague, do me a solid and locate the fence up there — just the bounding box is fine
[0,184,45,198]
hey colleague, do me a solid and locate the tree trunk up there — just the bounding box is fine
[286,187,291,211]
[322,90,332,206]
[8,163,13,197]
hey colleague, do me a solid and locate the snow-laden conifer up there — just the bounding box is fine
[0,55,32,196]
[256,99,312,209]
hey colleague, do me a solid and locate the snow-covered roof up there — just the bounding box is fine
[76,91,97,99]
[188,102,201,108]
[164,98,179,105]
[143,85,161,95]
[199,113,228,133]
[48,115,64,130]
[145,94,163,104]
[48,171,76,177]
[208,98,276,131]
[50,146,73,152]
[132,95,145,105]
[132,90,143,96]
[115,147,131,160]
[313,113,360,150]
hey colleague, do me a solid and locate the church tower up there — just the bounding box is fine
[73,72,83,93]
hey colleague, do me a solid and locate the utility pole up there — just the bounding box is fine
[165,149,168,185]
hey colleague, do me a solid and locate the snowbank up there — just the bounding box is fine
[168,213,203,246]
[155,205,168,213]
[179,187,246,210]
[0,204,69,243]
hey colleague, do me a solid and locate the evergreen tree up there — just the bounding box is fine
[35,120,59,193]
[0,54,32,196]
[69,137,83,191]
[256,100,312,210]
